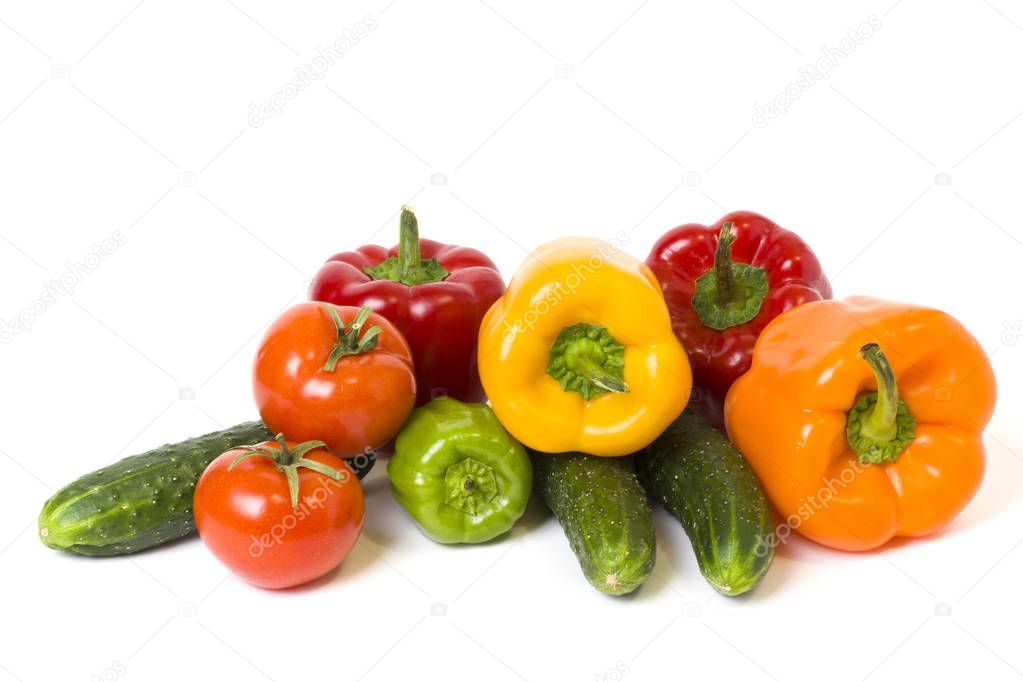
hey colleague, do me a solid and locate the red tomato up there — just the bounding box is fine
[253,302,416,455]
[194,438,365,589]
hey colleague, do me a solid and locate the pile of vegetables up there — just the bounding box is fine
[37,207,997,596]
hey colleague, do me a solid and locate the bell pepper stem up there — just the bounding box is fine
[361,206,449,285]
[845,343,917,464]
[398,205,420,281]
[444,457,498,514]
[546,323,629,400]
[690,222,769,330]
[571,356,629,394]
[713,222,737,306]
[859,343,898,443]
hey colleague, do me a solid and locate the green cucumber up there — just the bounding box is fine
[531,451,655,596]
[635,409,774,596]
[39,421,377,556]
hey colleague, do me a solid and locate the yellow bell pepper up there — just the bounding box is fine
[478,237,692,456]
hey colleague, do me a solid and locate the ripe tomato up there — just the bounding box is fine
[253,302,416,455]
[194,437,365,589]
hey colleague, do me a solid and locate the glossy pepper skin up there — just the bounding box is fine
[388,397,532,544]
[478,238,692,457]
[309,207,505,405]
[725,296,996,552]
[646,211,832,416]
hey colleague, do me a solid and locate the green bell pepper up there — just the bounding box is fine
[388,397,532,544]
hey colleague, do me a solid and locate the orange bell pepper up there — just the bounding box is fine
[724,296,996,552]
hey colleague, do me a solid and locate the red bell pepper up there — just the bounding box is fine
[645,211,832,417]
[309,206,505,405]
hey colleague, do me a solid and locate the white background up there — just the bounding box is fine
[1,1,1021,680]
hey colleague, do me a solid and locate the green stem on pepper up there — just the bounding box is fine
[713,222,737,305]
[546,322,629,400]
[363,206,449,286]
[690,222,769,330]
[845,343,917,465]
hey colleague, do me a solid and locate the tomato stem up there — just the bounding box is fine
[229,436,347,508]
[322,304,383,371]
